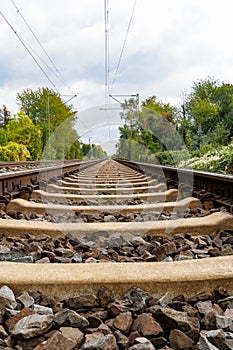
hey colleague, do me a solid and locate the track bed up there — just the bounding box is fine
[0,159,233,349]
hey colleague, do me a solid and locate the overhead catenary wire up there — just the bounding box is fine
[10,0,75,94]
[18,35,64,82]
[0,10,60,92]
[20,36,76,98]
[110,0,137,93]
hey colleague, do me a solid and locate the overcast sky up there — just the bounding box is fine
[1,0,233,152]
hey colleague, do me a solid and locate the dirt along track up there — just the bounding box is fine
[0,159,233,349]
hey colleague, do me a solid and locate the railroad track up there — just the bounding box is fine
[0,159,233,349]
[0,158,233,296]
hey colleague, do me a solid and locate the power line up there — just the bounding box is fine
[110,0,137,92]
[20,34,75,92]
[19,35,64,81]
[0,10,60,92]
[10,0,75,94]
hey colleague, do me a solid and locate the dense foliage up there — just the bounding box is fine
[0,142,30,161]
[179,143,233,173]
[6,111,42,160]
[116,77,233,173]
[116,96,188,165]
[0,88,106,161]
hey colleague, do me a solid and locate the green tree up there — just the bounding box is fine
[17,87,77,152]
[66,139,83,160]
[81,143,107,159]
[91,145,107,158]
[7,110,42,160]
[17,88,76,128]
[120,98,139,127]
[191,99,220,134]
[139,97,181,150]
[116,95,181,161]
[141,95,176,124]
[81,143,92,157]
[17,87,82,160]
[179,77,233,152]
[206,121,230,147]
[184,77,219,131]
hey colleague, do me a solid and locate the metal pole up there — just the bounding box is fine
[46,92,50,159]
[104,0,109,105]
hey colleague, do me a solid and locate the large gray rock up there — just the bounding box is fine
[0,285,17,311]
[54,309,89,328]
[17,291,34,308]
[32,304,53,315]
[12,314,54,339]
[216,314,232,329]
[155,307,200,333]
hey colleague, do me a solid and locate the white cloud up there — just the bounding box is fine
[0,0,233,129]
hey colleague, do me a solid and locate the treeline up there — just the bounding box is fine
[115,77,233,173]
[0,87,106,161]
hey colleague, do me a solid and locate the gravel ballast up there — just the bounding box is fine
[0,284,233,349]
[0,228,232,264]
